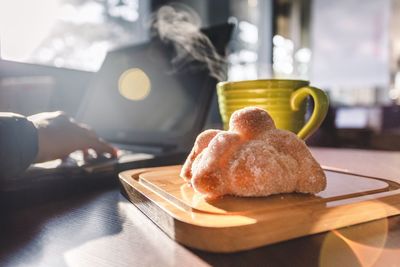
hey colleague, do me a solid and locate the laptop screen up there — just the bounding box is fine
[77,31,226,148]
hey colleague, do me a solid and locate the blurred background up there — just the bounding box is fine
[0,0,399,150]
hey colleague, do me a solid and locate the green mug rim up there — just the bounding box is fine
[219,98,291,103]
[221,89,294,94]
[217,79,310,90]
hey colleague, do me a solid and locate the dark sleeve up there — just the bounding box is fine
[0,113,38,180]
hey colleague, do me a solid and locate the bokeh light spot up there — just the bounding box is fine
[319,201,391,267]
[118,68,151,101]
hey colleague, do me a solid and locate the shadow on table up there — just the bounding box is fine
[0,188,124,267]
[190,215,400,267]
[191,233,325,267]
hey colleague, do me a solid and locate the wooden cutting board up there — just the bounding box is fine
[119,165,400,253]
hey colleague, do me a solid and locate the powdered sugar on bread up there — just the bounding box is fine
[180,107,326,198]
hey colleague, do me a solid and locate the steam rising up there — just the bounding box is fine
[152,4,227,81]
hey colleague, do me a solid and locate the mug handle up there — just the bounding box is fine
[290,86,329,140]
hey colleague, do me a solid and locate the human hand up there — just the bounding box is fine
[28,111,117,163]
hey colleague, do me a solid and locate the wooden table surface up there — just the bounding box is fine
[1,148,400,267]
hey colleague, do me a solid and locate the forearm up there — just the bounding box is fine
[0,113,38,180]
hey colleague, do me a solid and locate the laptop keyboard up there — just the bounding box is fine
[71,149,154,173]
[67,149,153,165]
[29,148,155,174]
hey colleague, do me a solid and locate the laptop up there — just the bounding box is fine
[0,23,234,197]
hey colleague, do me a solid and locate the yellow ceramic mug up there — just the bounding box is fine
[217,79,329,140]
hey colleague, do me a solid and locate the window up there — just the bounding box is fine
[0,0,150,71]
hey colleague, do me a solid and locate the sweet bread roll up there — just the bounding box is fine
[180,107,326,198]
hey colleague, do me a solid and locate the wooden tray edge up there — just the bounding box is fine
[118,167,400,253]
